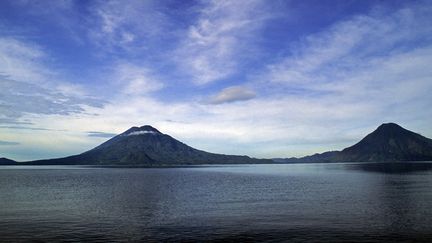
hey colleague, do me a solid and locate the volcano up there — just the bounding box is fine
[278,123,432,163]
[27,125,270,165]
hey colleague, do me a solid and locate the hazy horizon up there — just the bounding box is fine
[1,0,432,161]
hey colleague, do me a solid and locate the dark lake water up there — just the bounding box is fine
[1,163,432,242]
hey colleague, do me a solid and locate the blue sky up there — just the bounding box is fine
[1,0,432,161]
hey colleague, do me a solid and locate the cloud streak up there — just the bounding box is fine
[0,140,19,146]
[87,131,117,138]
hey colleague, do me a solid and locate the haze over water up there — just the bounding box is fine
[1,163,432,242]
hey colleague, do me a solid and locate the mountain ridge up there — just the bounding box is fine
[3,123,432,165]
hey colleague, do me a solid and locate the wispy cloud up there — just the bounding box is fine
[0,37,104,125]
[265,5,432,88]
[87,0,169,53]
[0,76,103,125]
[257,3,432,129]
[0,37,50,84]
[174,0,271,84]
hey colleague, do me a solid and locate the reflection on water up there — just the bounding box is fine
[346,162,432,173]
[1,163,432,242]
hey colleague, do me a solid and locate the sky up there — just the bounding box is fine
[0,0,432,161]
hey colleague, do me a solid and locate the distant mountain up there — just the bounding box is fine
[27,125,271,165]
[278,123,432,163]
[0,157,17,165]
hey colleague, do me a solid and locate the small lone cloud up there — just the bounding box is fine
[87,131,117,138]
[0,140,20,146]
[209,86,256,105]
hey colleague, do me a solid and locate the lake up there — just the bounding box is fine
[1,163,432,242]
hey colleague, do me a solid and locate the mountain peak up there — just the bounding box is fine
[139,125,160,132]
[371,122,410,137]
[376,122,403,130]
[122,125,162,136]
